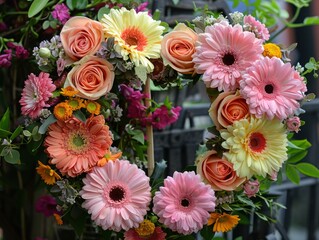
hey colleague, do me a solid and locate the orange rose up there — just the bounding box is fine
[60,16,103,61]
[64,56,114,100]
[209,91,249,130]
[161,23,198,74]
[196,150,246,191]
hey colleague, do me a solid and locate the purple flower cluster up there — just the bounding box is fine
[119,84,182,130]
[0,42,29,68]
[35,195,60,217]
[51,4,70,24]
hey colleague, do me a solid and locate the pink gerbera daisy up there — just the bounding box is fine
[20,72,56,119]
[153,171,216,235]
[45,115,112,177]
[192,22,263,91]
[240,57,307,120]
[80,160,151,231]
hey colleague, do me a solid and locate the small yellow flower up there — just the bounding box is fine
[36,161,61,185]
[85,101,101,115]
[208,212,240,232]
[262,43,282,58]
[134,220,155,238]
[53,213,63,225]
[54,102,73,121]
[97,150,122,167]
[67,97,85,110]
[61,86,79,97]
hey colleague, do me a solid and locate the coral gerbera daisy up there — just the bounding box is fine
[44,115,112,177]
[221,117,288,178]
[192,22,263,91]
[79,160,151,231]
[36,161,61,185]
[153,171,216,235]
[100,8,164,73]
[20,72,56,119]
[240,57,307,120]
[124,220,166,240]
[208,212,240,232]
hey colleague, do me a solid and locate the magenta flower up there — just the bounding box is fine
[35,195,59,217]
[243,179,260,198]
[19,72,56,119]
[0,49,12,68]
[151,105,182,129]
[52,3,70,24]
[135,2,149,13]
[15,45,29,59]
[119,84,146,101]
[153,171,216,235]
[127,100,147,119]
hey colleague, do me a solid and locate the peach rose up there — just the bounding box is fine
[196,150,246,191]
[64,56,114,100]
[161,23,198,74]
[209,91,249,130]
[60,16,103,61]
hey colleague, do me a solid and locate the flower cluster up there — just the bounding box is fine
[7,2,317,240]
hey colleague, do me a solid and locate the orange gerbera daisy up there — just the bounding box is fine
[97,149,122,167]
[208,212,240,232]
[61,86,79,97]
[53,213,63,225]
[36,161,61,185]
[53,102,73,121]
[44,115,113,177]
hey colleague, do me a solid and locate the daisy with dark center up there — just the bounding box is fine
[153,171,216,235]
[100,8,164,73]
[192,22,263,91]
[80,160,151,231]
[45,115,113,177]
[240,56,307,120]
[221,117,287,178]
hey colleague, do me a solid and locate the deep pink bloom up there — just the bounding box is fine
[19,72,56,119]
[52,3,70,24]
[151,105,182,129]
[35,195,59,217]
[124,226,166,240]
[15,45,29,59]
[153,171,216,235]
[244,15,270,41]
[240,57,307,120]
[193,22,263,91]
[119,84,146,101]
[0,49,12,68]
[243,179,260,198]
[127,100,147,119]
[286,116,301,133]
[135,2,149,13]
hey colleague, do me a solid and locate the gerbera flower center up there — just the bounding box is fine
[222,53,236,66]
[249,132,266,153]
[264,84,274,94]
[121,27,148,51]
[135,220,155,238]
[109,186,126,202]
[181,198,190,207]
[72,134,85,147]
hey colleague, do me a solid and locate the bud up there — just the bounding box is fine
[243,179,260,198]
[39,47,51,58]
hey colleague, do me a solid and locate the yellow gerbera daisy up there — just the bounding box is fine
[85,100,101,115]
[262,43,282,58]
[208,212,240,232]
[61,86,79,97]
[220,117,287,178]
[36,161,61,185]
[67,97,85,110]
[100,8,164,73]
[53,102,73,121]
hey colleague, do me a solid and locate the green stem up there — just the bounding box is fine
[4,11,28,15]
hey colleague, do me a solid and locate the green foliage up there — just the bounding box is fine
[28,0,49,18]
[200,224,215,240]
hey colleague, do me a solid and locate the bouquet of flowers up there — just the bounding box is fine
[1,0,319,239]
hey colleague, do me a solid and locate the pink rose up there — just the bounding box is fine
[64,56,114,100]
[209,91,249,130]
[196,150,246,191]
[243,179,260,198]
[161,23,198,74]
[60,16,103,61]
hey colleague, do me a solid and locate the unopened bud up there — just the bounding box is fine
[39,47,51,58]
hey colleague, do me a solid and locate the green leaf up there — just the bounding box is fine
[73,110,86,122]
[287,150,308,163]
[296,163,319,178]
[32,126,42,142]
[0,108,10,131]
[66,0,87,10]
[10,126,23,141]
[135,66,147,84]
[132,129,145,144]
[4,149,20,164]
[200,224,215,240]
[0,129,12,138]
[42,20,50,30]
[39,115,57,134]
[286,164,300,184]
[97,6,110,21]
[28,0,49,18]
[151,159,167,180]
[303,16,319,25]
[285,0,310,8]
